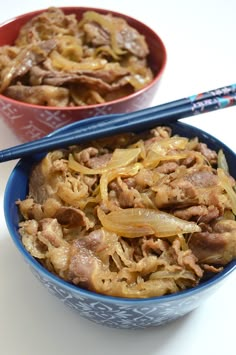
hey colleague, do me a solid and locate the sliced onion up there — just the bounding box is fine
[142,136,189,169]
[218,168,236,215]
[50,50,107,71]
[144,152,188,169]
[128,139,146,160]
[149,137,188,155]
[97,207,201,238]
[217,149,229,172]
[68,148,141,175]
[100,163,141,202]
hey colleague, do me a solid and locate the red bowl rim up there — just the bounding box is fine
[0,6,167,111]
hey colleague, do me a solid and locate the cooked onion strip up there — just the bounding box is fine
[50,50,107,71]
[68,148,141,175]
[148,137,189,154]
[218,168,236,215]
[218,149,229,172]
[97,207,201,238]
[100,163,141,202]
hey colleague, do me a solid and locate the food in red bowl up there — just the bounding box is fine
[0,7,167,142]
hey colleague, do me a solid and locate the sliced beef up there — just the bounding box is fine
[154,178,198,209]
[81,13,149,58]
[74,147,99,165]
[84,63,129,84]
[196,142,217,165]
[41,71,130,93]
[38,59,129,84]
[87,153,112,169]
[134,169,154,188]
[185,170,218,188]
[15,7,79,45]
[42,72,113,91]
[115,19,149,58]
[39,218,65,248]
[54,206,92,229]
[67,241,99,287]
[83,22,110,46]
[29,150,66,204]
[109,178,144,209]
[155,161,179,174]
[154,168,224,210]
[173,205,220,223]
[4,84,69,106]
[0,45,20,68]
[172,238,203,277]
[29,163,50,204]
[0,40,56,93]
[29,65,49,85]
[66,229,112,288]
[74,147,112,169]
[17,198,44,221]
[189,219,236,265]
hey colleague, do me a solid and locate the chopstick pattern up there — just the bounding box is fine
[192,94,236,114]
[189,83,236,102]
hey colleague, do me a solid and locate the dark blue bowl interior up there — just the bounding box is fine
[4,121,236,302]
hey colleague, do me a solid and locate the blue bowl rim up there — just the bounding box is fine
[4,120,236,305]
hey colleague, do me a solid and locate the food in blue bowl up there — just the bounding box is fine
[4,120,236,329]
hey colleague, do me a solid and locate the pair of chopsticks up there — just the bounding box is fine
[1,83,236,163]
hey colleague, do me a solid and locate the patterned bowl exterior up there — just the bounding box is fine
[28,263,228,329]
[4,121,236,329]
[0,7,166,142]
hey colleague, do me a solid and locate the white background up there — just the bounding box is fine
[1,1,236,354]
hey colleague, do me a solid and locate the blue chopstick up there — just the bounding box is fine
[1,83,236,162]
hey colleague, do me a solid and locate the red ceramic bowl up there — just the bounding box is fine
[0,7,167,142]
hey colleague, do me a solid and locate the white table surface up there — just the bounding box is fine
[1,1,236,354]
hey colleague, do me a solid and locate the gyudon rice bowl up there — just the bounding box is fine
[16,125,236,299]
[0,6,166,142]
[0,7,154,107]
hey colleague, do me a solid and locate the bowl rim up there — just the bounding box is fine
[0,6,167,111]
[4,120,236,304]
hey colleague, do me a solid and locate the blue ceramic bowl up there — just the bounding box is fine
[4,121,236,329]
